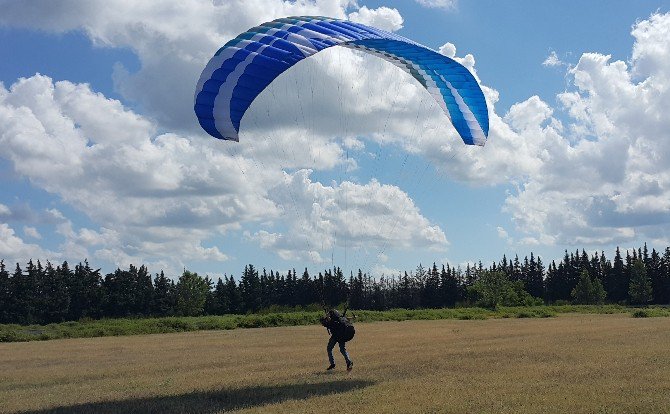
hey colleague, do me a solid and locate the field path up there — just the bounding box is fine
[2,314,670,413]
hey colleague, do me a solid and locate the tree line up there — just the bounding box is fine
[1,244,669,325]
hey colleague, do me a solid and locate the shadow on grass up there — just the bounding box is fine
[19,379,375,414]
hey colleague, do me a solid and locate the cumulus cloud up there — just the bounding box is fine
[4,0,669,270]
[0,72,447,270]
[0,74,283,268]
[247,170,447,262]
[0,0,463,272]
[0,0,385,135]
[438,42,457,58]
[348,6,403,32]
[0,223,56,264]
[0,0,541,271]
[426,12,670,249]
[500,12,670,246]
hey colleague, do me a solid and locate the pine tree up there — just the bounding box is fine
[0,260,12,323]
[72,260,103,319]
[297,268,314,307]
[370,277,385,310]
[605,247,626,303]
[348,269,365,310]
[225,275,242,314]
[421,263,441,308]
[40,261,71,323]
[152,271,175,316]
[240,264,261,312]
[15,261,38,324]
[523,253,545,299]
[598,251,612,302]
[440,264,459,307]
[658,248,670,304]
[203,275,216,314]
[511,255,521,282]
[136,265,154,315]
[545,253,577,303]
[398,271,416,309]
[629,260,653,305]
[648,249,663,304]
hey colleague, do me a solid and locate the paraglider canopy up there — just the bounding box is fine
[194,16,489,146]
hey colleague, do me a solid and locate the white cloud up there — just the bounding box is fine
[414,0,457,10]
[247,169,448,263]
[500,12,670,246]
[0,0,355,133]
[422,12,670,249]
[0,223,55,264]
[0,0,518,270]
[0,42,448,271]
[542,51,565,67]
[630,12,670,80]
[4,1,670,269]
[23,226,41,240]
[496,226,510,241]
[0,74,278,270]
[439,42,457,58]
[348,6,403,32]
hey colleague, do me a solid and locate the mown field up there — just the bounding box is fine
[2,313,670,413]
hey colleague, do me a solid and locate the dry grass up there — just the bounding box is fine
[1,313,670,413]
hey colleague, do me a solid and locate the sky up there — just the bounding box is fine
[2,0,670,279]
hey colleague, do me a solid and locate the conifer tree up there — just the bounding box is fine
[297,268,314,307]
[136,265,154,315]
[658,248,670,304]
[224,275,242,314]
[629,260,653,305]
[648,249,663,304]
[15,261,38,324]
[240,264,261,312]
[0,260,12,323]
[604,247,626,303]
[421,263,441,308]
[152,271,175,316]
[440,264,459,307]
[40,261,71,323]
[348,269,365,310]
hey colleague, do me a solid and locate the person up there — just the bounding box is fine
[320,308,355,371]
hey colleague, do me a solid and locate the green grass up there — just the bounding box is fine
[2,305,669,342]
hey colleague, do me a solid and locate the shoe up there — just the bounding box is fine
[346,361,353,372]
[326,364,336,370]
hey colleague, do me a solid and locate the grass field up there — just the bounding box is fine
[2,313,670,413]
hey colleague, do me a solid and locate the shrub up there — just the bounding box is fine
[632,309,650,318]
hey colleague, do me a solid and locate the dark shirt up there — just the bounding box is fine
[322,316,347,341]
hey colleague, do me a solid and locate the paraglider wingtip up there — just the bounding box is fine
[219,135,240,142]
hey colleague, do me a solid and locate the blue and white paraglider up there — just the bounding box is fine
[194,16,489,146]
